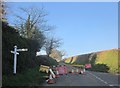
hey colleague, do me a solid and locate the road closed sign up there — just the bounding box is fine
[85,64,91,68]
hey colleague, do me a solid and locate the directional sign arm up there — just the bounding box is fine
[17,49,28,51]
[11,51,19,55]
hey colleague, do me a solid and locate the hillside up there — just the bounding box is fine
[63,49,119,73]
[64,53,92,65]
[95,49,119,73]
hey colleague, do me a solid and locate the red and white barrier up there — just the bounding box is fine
[47,74,56,84]
[55,70,60,78]
[49,68,56,78]
[63,65,68,75]
[58,65,64,75]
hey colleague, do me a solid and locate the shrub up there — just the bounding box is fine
[2,22,40,75]
[91,64,109,73]
[36,55,58,66]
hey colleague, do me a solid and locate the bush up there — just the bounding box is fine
[2,66,47,86]
[91,64,109,73]
[2,22,40,75]
[36,55,58,66]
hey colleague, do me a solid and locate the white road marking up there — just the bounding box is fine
[109,84,114,86]
[87,71,117,87]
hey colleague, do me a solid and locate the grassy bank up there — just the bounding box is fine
[95,49,119,73]
[2,66,47,87]
[64,49,119,74]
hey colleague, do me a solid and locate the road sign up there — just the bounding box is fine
[11,51,19,54]
[17,49,28,51]
[11,45,28,74]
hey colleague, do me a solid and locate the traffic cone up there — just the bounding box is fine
[47,74,55,84]
[55,70,60,78]
[71,69,74,74]
[83,68,86,74]
[76,69,79,74]
[81,70,83,74]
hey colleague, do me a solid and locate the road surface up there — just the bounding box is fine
[42,63,119,87]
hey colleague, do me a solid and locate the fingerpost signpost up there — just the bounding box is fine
[11,45,28,75]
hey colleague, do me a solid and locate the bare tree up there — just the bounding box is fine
[14,7,49,39]
[60,50,66,58]
[12,6,54,50]
[9,6,61,53]
[49,49,66,62]
[44,37,62,57]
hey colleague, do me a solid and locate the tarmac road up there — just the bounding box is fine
[42,63,119,87]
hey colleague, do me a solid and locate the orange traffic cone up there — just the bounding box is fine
[55,70,60,78]
[47,74,55,84]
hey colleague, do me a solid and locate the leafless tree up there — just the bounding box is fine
[12,6,54,50]
[14,7,50,38]
[50,49,66,62]
[44,37,62,57]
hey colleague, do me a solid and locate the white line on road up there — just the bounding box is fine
[87,71,117,87]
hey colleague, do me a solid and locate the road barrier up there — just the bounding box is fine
[47,74,56,84]
[39,65,49,73]
[55,70,60,78]
[76,69,79,74]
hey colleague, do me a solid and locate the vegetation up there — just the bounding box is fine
[64,57,72,64]
[2,22,58,86]
[2,3,60,87]
[14,7,49,50]
[13,7,62,57]
[89,64,110,73]
[2,66,47,86]
[36,55,58,66]
[95,49,119,73]
[49,49,66,62]
[43,37,62,57]
[2,22,40,75]
[64,54,91,65]
[64,49,119,74]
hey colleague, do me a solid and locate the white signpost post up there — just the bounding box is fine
[11,45,28,75]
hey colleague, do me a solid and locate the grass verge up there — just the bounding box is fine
[2,66,47,87]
